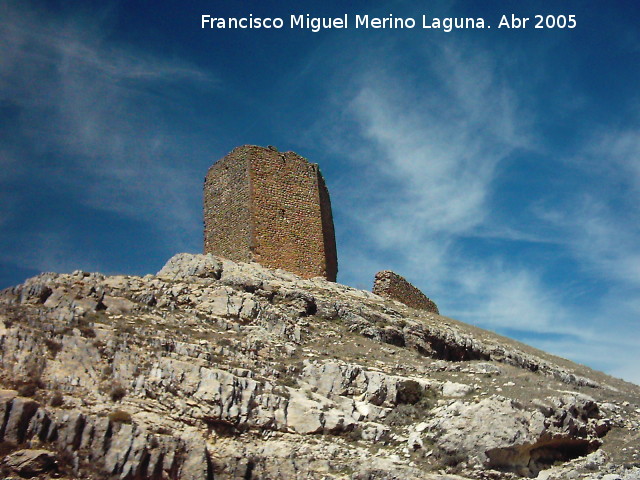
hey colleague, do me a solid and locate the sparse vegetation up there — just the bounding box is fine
[110,383,127,402]
[396,380,424,404]
[15,368,45,397]
[384,388,438,427]
[55,448,77,476]
[45,338,63,356]
[343,428,362,443]
[17,381,39,397]
[434,449,467,469]
[279,375,298,388]
[93,339,107,355]
[155,426,172,435]
[117,324,136,335]
[80,326,96,338]
[0,441,17,458]
[108,410,132,424]
[50,390,64,407]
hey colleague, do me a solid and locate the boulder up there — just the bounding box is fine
[4,449,57,477]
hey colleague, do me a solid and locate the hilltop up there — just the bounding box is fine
[0,253,638,479]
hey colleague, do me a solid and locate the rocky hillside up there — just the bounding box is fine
[0,253,638,480]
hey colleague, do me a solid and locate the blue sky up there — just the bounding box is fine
[1,1,639,384]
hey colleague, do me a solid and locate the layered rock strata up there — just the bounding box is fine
[0,253,638,479]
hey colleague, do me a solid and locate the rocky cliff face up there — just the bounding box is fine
[0,253,638,480]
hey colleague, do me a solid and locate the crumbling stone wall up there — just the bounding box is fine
[372,270,439,313]
[204,145,338,281]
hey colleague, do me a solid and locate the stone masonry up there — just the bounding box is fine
[204,145,338,281]
[372,270,439,313]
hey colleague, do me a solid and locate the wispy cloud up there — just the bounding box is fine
[345,49,526,241]
[532,124,640,288]
[448,263,569,332]
[318,42,532,280]
[310,37,639,384]
[591,130,640,214]
[536,197,640,287]
[0,2,216,262]
[535,332,640,384]
[323,44,584,340]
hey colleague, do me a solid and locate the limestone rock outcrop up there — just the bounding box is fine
[4,449,57,477]
[0,253,638,479]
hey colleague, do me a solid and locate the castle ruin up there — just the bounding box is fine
[204,145,338,281]
[373,270,439,313]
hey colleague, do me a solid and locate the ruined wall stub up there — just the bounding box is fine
[372,270,439,313]
[204,145,338,281]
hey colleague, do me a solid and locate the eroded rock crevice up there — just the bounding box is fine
[487,437,600,477]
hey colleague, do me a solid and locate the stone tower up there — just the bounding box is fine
[204,145,338,281]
